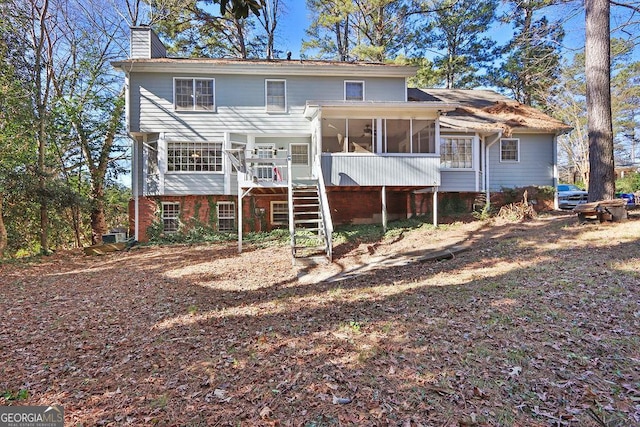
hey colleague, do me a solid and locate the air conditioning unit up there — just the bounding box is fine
[102,232,127,243]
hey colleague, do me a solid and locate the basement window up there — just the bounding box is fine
[217,201,235,232]
[161,202,180,233]
[271,201,288,225]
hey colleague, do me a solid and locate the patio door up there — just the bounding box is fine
[289,143,311,180]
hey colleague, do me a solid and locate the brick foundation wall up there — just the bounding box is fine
[327,189,409,225]
[128,193,291,242]
[129,187,555,241]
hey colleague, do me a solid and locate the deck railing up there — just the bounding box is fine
[314,155,333,261]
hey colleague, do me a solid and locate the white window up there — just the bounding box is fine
[290,144,309,165]
[217,201,235,232]
[174,78,215,111]
[167,142,222,172]
[254,145,275,180]
[440,136,473,169]
[161,202,180,233]
[271,201,288,225]
[344,81,364,101]
[500,138,520,162]
[265,79,286,112]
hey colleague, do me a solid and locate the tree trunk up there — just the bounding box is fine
[33,0,50,254]
[0,193,7,258]
[38,104,49,254]
[78,88,125,245]
[585,0,615,202]
[90,182,107,245]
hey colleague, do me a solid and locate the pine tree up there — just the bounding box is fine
[490,0,564,106]
[417,0,497,88]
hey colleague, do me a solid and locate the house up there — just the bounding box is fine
[112,27,570,261]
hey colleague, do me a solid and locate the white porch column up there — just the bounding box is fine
[433,187,438,227]
[381,186,387,233]
[237,175,243,253]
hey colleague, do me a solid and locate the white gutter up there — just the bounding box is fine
[111,59,418,78]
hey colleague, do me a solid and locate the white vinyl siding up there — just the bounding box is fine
[174,78,214,111]
[217,201,235,231]
[344,80,364,101]
[489,134,554,190]
[161,202,180,233]
[500,138,520,162]
[131,74,406,135]
[265,79,286,112]
[167,142,222,172]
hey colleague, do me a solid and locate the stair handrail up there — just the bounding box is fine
[313,155,333,261]
[287,156,295,260]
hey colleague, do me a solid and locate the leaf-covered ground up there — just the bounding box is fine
[1,212,639,426]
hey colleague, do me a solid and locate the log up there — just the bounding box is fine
[83,242,126,256]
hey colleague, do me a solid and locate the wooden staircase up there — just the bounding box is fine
[290,179,332,263]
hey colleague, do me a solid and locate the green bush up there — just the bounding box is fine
[616,172,640,193]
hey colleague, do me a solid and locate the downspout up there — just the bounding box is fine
[124,71,139,241]
[484,131,502,207]
[553,132,559,210]
[238,171,243,253]
[133,136,139,241]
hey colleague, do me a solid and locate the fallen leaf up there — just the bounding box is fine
[332,395,352,404]
[259,406,272,419]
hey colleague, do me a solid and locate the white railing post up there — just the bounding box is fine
[287,156,294,260]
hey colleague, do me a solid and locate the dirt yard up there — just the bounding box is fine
[1,212,639,426]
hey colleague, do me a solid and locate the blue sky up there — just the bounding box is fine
[275,2,638,61]
[278,1,310,56]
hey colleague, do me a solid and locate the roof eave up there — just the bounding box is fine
[304,101,458,118]
[111,59,418,78]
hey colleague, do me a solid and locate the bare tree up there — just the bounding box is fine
[255,0,280,59]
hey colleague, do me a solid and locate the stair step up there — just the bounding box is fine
[292,180,317,186]
[293,203,320,208]
[295,218,323,224]
[293,247,327,253]
[294,228,323,233]
[293,244,327,249]
[294,211,320,215]
[294,231,325,237]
